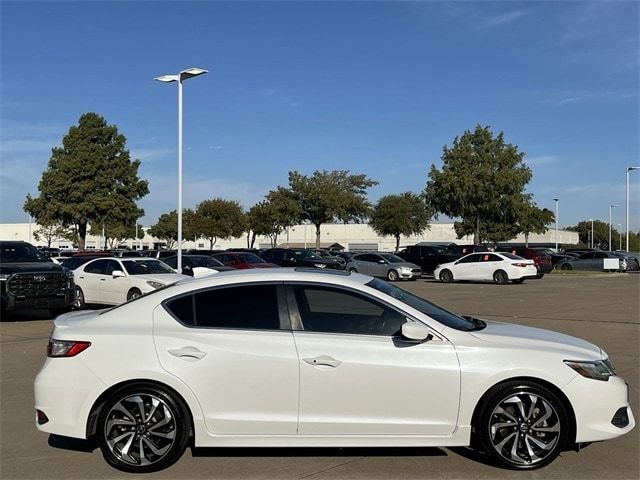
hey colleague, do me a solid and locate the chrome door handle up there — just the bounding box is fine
[303,355,342,368]
[168,346,207,361]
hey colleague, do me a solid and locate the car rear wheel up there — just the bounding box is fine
[477,381,568,470]
[493,270,508,284]
[97,384,190,473]
[74,286,86,309]
[127,288,142,301]
[439,269,453,283]
[387,269,399,281]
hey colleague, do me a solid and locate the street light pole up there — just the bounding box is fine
[553,198,559,251]
[609,204,618,252]
[626,167,640,252]
[617,224,622,251]
[588,219,594,248]
[155,67,208,273]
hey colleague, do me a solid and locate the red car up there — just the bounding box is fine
[212,252,279,269]
[497,247,552,278]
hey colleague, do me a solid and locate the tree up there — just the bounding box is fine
[195,199,246,250]
[566,220,628,250]
[275,170,378,248]
[369,192,433,252]
[148,211,179,249]
[424,125,532,245]
[247,194,301,248]
[32,220,69,248]
[24,113,149,249]
[90,214,144,250]
[516,202,555,247]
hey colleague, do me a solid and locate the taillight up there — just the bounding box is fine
[47,339,91,357]
[533,256,542,264]
[511,263,530,267]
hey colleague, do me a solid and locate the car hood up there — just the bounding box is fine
[133,273,189,284]
[469,320,602,359]
[0,262,65,275]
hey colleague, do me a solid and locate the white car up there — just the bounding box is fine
[35,269,634,473]
[434,251,538,284]
[73,257,189,307]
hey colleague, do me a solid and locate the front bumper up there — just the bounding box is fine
[1,290,74,311]
[398,269,422,280]
[563,374,635,442]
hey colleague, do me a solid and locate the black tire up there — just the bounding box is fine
[387,269,399,282]
[439,269,453,283]
[127,288,142,301]
[74,286,86,309]
[97,384,190,473]
[348,267,358,273]
[512,279,525,284]
[476,380,569,470]
[493,270,508,285]
[535,273,545,279]
[561,264,572,271]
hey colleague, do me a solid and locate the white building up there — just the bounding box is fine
[1,222,578,252]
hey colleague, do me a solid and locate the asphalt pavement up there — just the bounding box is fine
[0,273,638,480]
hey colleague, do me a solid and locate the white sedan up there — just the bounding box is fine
[73,257,189,307]
[35,269,634,473]
[434,251,538,284]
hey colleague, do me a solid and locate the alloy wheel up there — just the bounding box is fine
[75,287,85,309]
[103,394,176,467]
[488,392,561,467]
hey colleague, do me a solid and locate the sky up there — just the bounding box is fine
[1,0,638,230]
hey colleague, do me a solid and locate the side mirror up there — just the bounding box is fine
[112,270,125,278]
[401,321,432,343]
[182,266,194,277]
[378,259,386,264]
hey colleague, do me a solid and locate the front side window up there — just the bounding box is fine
[457,253,482,264]
[379,254,405,264]
[166,284,281,329]
[293,285,406,336]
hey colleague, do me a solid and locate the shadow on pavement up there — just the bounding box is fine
[48,434,97,453]
[191,446,447,458]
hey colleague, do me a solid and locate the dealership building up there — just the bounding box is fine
[0,222,579,252]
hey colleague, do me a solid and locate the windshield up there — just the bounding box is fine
[0,243,48,263]
[366,278,477,331]
[237,253,266,263]
[192,256,224,268]
[380,254,405,263]
[293,249,322,260]
[122,259,175,275]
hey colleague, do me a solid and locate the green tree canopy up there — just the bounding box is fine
[516,202,555,246]
[147,211,179,249]
[32,219,70,249]
[275,170,378,248]
[89,212,144,250]
[195,199,246,250]
[424,125,532,245]
[24,113,149,249]
[247,194,301,248]
[565,220,638,251]
[369,192,433,252]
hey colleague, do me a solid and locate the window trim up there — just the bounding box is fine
[161,281,291,332]
[283,281,423,339]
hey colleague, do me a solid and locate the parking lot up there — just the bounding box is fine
[1,273,638,480]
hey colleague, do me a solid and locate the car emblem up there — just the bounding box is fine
[33,275,47,282]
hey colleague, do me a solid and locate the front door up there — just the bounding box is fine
[288,283,460,436]
[454,253,482,280]
[153,283,299,435]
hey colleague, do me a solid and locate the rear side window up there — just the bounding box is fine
[165,284,281,330]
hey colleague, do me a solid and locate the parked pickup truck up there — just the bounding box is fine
[397,244,461,275]
[0,241,75,317]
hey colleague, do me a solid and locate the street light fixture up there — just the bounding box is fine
[626,166,640,252]
[609,204,618,252]
[553,198,559,251]
[154,67,208,273]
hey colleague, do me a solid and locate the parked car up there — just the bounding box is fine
[211,252,279,269]
[434,252,538,284]
[611,252,640,271]
[141,250,176,260]
[261,248,345,270]
[347,252,422,281]
[307,248,347,265]
[61,252,114,271]
[112,250,142,258]
[0,241,75,317]
[397,244,460,275]
[556,251,628,272]
[454,244,488,255]
[531,248,575,269]
[35,269,635,473]
[497,247,552,278]
[332,251,355,263]
[73,258,188,307]
[163,255,234,278]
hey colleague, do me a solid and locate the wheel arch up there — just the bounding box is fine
[86,378,195,442]
[469,376,577,449]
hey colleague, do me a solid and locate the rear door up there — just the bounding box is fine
[478,253,503,281]
[154,283,299,435]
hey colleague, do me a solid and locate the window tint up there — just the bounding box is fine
[186,285,280,329]
[283,251,297,261]
[293,285,406,336]
[166,295,194,324]
[481,254,502,262]
[458,253,482,264]
[580,253,595,260]
[104,260,121,274]
[594,252,607,259]
[84,259,109,274]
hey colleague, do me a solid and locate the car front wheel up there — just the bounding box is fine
[387,269,399,281]
[477,381,569,470]
[439,269,453,283]
[97,384,190,473]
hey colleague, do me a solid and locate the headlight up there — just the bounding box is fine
[400,267,412,272]
[146,281,165,289]
[0,273,9,281]
[564,359,615,381]
[313,263,326,269]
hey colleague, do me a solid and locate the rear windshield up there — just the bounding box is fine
[501,252,524,260]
